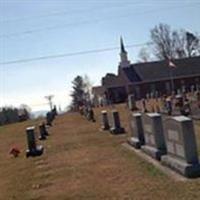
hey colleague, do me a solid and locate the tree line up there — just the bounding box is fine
[0,105,30,126]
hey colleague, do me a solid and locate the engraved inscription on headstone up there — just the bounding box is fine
[144,124,152,133]
[167,141,174,154]
[168,130,179,142]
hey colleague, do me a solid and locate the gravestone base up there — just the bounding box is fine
[44,130,49,136]
[101,124,110,131]
[44,126,50,135]
[39,135,46,140]
[161,155,200,178]
[110,127,125,134]
[26,145,44,158]
[127,137,141,149]
[141,145,166,161]
[46,122,52,126]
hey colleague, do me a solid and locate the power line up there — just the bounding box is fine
[0,2,141,23]
[0,42,153,65]
[1,3,199,39]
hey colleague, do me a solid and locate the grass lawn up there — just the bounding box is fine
[0,104,200,200]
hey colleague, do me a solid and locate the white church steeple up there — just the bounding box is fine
[119,36,130,68]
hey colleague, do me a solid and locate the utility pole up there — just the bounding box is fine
[44,95,54,111]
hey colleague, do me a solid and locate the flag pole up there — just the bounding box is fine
[167,56,176,94]
[170,68,175,94]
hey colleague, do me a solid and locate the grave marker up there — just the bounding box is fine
[141,113,166,160]
[128,112,144,148]
[39,123,47,140]
[110,110,125,134]
[128,94,136,111]
[101,110,110,130]
[46,112,53,126]
[26,126,43,157]
[161,116,200,178]
[87,107,95,122]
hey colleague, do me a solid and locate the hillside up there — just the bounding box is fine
[0,104,200,200]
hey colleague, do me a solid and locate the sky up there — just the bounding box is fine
[0,0,200,112]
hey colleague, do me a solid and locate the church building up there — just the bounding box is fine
[92,38,200,105]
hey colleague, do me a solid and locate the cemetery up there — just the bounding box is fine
[2,1,200,198]
[1,24,200,199]
[1,97,200,199]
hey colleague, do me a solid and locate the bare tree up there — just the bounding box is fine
[150,23,200,60]
[185,32,200,57]
[151,23,174,59]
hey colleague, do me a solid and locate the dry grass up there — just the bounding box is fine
[0,104,200,200]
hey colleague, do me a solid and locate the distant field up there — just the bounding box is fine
[0,104,200,200]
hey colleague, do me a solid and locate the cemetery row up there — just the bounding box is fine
[97,98,200,178]
[11,107,58,158]
[79,97,200,178]
[133,91,200,119]
[19,95,200,180]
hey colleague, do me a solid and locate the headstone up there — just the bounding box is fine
[191,85,195,93]
[128,113,144,149]
[101,110,110,130]
[110,110,125,134]
[166,98,172,115]
[39,123,47,140]
[43,122,49,136]
[177,89,181,95]
[26,126,43,157]
[52,105,58,117]
[87,107,95,122]
[83,106,88,117]
[128,94,136,111]
[46,112,53,126]
[141,113,166,160]
[161,116,200,178]
[141,99,147,113]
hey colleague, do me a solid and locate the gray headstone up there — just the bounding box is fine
[161,116,200,178]
[26,126,44,158]
[110,110,125,134]
[141,113,166,160]
[39,123,47,140]
[46,112,53,126]
[128,113,144,149]
[128,95,136,111]
[26,126,36,151]
[101,110,110,130]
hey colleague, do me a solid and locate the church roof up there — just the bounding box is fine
[92,86,105,96]
[102,73,123,88]
[123,56,200,83]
